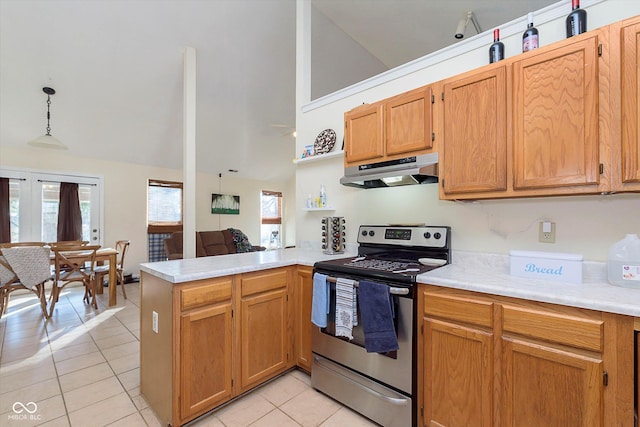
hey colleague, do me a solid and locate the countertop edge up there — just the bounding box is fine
[418,250,640,317]
[140,248,640,318]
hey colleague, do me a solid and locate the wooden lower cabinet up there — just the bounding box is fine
[295,266,313,372]
[239,268,293,391]
[423,318,493,426]
[502,337,602,426]
[140,267,294,427]
[180,301,233,417]
[418,284,635,427]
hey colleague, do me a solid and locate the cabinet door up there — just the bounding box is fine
[295,267,313,372]
[386,86,433,156]
[180,302,233,419]
[512,35,599,190]
[620,21,640,187]
[442,66,507,195]
[423,318,493,427]
[344,103,384,164]
[502,337,603,427]
[241,288,288,390]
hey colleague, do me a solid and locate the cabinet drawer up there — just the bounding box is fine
[423,292,493,328]
[502,305,603,352]
[181,279,232,312]
[241,268,288,297]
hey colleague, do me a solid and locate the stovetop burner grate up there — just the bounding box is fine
[345,259,417,272]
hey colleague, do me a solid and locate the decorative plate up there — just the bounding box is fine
[313,129,336,154]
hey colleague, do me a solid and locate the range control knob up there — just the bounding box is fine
[361,230,368,236]
[368,230,375,237]
[423,232,431,239]
[434,232,442,240]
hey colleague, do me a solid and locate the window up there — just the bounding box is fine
[260,190,282,249]
[0,169,102,244]
[148,179,183,233]
[40,182,93,242]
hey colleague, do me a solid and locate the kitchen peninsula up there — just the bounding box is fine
[138,247,355,427]
[140,248,640,426]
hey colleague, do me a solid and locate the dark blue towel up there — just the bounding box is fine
[358,280,399,353]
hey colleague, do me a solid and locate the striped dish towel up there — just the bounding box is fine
[335,278,356,339]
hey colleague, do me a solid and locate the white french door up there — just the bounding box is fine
[1,168,103,244]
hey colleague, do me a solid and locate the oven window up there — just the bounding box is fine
[321,281,400,359]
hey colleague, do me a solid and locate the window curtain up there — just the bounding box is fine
[57,182,82,241]
[0,178,10,243]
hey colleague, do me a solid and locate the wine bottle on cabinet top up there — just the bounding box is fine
[566,0,587,37]
[522,12,539,52]
[489,29,505,63]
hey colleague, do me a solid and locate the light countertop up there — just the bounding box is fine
[419,251,640,317]
[139,247,356,284]
[140,248,640,318]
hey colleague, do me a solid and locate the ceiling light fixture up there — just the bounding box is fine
[454,11,482,39]
[28,87,67,150]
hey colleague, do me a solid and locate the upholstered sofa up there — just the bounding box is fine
[163,229,265,260]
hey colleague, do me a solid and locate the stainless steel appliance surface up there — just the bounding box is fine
[311,225,451,427]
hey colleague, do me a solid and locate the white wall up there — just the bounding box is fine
[311,4,388,100]
[295,0,640,262]
[0,144,295,273]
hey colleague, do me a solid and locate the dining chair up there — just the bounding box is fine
[50,244,101,316]
[0,242,51,319]
[48,240,90,248]
[94,240,130,299]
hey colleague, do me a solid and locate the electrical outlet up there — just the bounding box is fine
[538,221,556,243]
[152,311,159,333]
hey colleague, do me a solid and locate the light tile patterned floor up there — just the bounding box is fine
[0,283,377,426]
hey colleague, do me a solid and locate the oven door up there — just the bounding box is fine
[311,270,414,395]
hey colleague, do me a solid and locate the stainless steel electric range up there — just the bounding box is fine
[311,225,451,427]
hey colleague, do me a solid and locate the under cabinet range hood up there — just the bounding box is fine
[340,153,439,188]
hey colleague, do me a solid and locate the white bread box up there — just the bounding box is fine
[510,250,583,284]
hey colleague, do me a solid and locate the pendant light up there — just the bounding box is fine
[28,87,67,149]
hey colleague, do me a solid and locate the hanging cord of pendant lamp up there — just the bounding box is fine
[28,87,67,150]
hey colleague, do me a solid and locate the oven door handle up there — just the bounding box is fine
[313,355,410,406]
[326,276,409,296]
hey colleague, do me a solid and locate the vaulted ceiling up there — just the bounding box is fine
[0,0,556,182]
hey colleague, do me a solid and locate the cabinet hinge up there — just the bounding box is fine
[431,94,435,104]
[421,324,424,335]
[598,44,603,56]
[603,371,608,386]
[441,92,444,101]
[441,179,445,188]
[231,309,234,318]
[231,378,234,387]
[599,163,604,175]
[431,132,435,142]
[420,406,424,417]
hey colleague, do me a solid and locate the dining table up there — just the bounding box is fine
[51,247,119,306]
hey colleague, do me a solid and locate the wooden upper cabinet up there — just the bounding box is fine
[512,34,600,190]
[386,86,433,156]
[441,65,508,196]
[344,102,384,164]
[620,19,640,187]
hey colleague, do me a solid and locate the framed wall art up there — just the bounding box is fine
[211,193,240,214]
